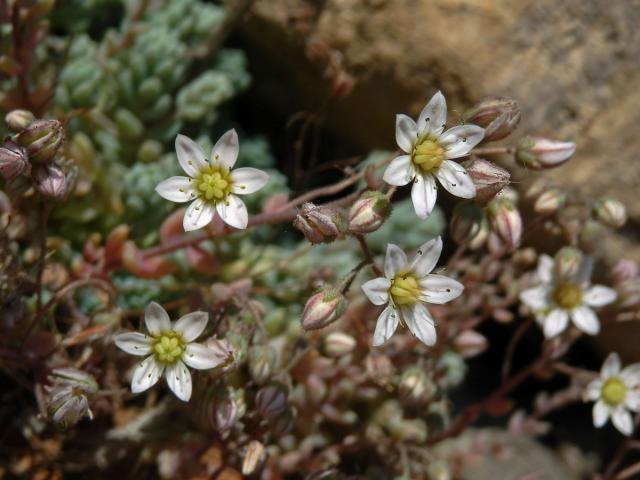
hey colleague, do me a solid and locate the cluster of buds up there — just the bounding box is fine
[516,137,576,170]
[45,368,98,429]
[300,287,347,330]
[347,190,391,234]
[293,202,345,244]
[464,96,521,142]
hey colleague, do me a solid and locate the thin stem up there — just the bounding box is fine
[356,235,382,276]
[501,318,533,382]
[471,146,516,156]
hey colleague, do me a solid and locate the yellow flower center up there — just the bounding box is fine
[601,377,627,406]
[389,272,421,306]
[412,138,445,174]
[194,164,232,203]
[552,282,583,310]
[152,331,185,364]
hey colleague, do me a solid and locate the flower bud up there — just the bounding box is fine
[611,260,639,284]
[461,158,510,204]
[16,119,64,163]
[46,368,98,429]
[554,246,583,280]
[293,202,344,244]
[516,137,576,170]
[449,203,485,245]
[618,279,640,309]
[301,288,347,330]
[533,188,567,215]
[32,164,68,200]
[242,441,266,476]
[463,97,521,142]
[255,382,288,418]
[210,388,245,433]
[5,109,35,132]
[322,332,356,357]
[593,196,627,228]
[487,197,522,251]
[453,330,488,358]
[347,190,391,234]
[398,367,436,405]
[248,345,276,385]
[0,140,29,180]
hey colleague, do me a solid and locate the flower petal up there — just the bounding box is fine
[173,311,208,342]
[411,174,438,219]
[383,155,414,186]
[519,286,550,310]
[435,160,476,199]
[612,407,634,436]
[165,360,192,402]
[601,352,622,378]
[585,379,602,401]
[362,277,391,306]
[621,364,640,386]
[211,129,239,169]
[395,114,418,153]
[114,332,151,356]
[384,244,408,278]
[419,274,463,304]
[372,305,399,346]
[440,124,485,159]
[543,309,569,338]
[537,254,554,283]
[573,255,594,286]
[583,285,618,307]
[175,134,207,177]
[183,199,215,232]
[216,194,248,230]
[145,301,171,335]
[592,400,610,428]
[183,343,225,370]
[402,303,437,346]
[230,167,269,195]
[155,176,195,203]
[409,236,442,277]
[625,391,640,412]
[131,356,164,394]
[417,91,447,137]
[571,306,600,335]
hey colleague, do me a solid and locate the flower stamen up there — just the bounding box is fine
[412,138,445,174]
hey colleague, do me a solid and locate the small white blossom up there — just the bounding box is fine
[519,252,617,338]
[361,236,463,346]
[114,302,226,401]
[383,91,484,219]
[585,353,640,436]
[156,130,269,231]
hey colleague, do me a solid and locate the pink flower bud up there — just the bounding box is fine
[453,330,488,358]
[32,164,68,200]
[593,196,627,228]
[461,158,511,204]
[449,202,485,245]
[5,109,35,132]
[516,137,576,170]
[464,97,521,142]
[322,332,356,357]
[0,140,29,180]
[16,119,65,163]
[554,246,584,280]
[348,191,390,234]
[398,366,436,405]
[533,188,567,215]
[293,202,344,244]
[611,260,639,284]
[301,288,347,330]
[618,279,640,309]
[487,197,522,251]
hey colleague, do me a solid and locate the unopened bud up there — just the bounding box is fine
[255,382,288,418]
[487,197,522,251]
[463,97,521,142]
[593,196,627,228]
[248,345,276,385]
[453,330,488,358]
[348,191,391,234]
[618,279,640,309]
[534,188,567,215]
[32,164,68,200]
[450,203,485,245]
[16,119,64,163]
[46,368,98,429]
[5,109,35,131]
[322,332,356,357]
[524,179,548,200]
[293,202,344,244]
[516,137,576,170]
[210,388,245,433]
[461,158,510,204]
[611,260,639,284]
[554,246,584,280]
[242,441,266,476]
[398,367,436,405]
[301,288,347,330]
[0,140,29,180]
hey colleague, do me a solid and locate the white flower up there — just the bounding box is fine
[519,252,617,338]
[361,236,463,346]
[156,130,269,231]
[585,352,640,436]
[383,91,484,219]
[114,302,226,401]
